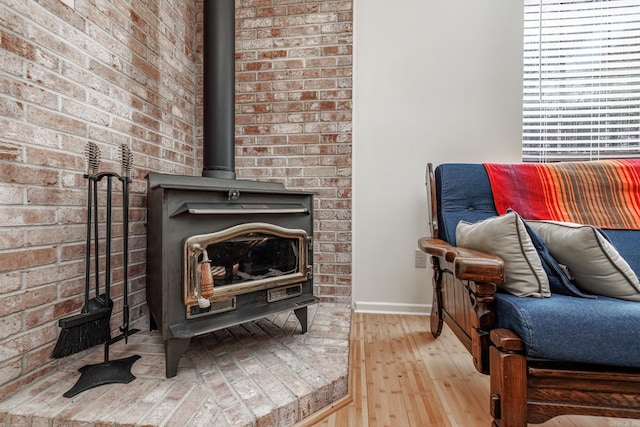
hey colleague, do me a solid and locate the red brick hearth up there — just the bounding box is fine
[0,304,350,426]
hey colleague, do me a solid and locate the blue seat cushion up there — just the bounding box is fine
[495,292,640,368]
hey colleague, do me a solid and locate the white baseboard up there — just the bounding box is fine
[353,301,431,316]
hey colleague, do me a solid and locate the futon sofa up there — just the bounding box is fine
[418,161,640,426]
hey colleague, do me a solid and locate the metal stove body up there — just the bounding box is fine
[146,173,317,377]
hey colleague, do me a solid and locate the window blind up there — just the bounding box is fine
[523,0,640,162]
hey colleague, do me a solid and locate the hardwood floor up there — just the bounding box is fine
[305,312,628,427]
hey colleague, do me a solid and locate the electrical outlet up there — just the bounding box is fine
[415,249,427,268]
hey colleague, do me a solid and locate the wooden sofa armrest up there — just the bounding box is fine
[418,238,504,283]
[418,237,504,374]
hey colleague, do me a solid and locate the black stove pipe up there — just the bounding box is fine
[203,0,236,179]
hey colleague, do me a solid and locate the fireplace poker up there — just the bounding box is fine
[119,144,132,343]
[51,142,111,359]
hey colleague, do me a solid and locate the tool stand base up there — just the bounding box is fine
[63,355,141,398]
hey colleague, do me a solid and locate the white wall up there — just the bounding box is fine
[352,0,524,314]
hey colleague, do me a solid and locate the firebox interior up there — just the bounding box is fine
[183,223,311,319]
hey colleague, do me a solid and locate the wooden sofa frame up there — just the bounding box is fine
[419,163,640,427]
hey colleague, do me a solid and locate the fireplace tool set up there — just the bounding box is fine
[51,142,140,398]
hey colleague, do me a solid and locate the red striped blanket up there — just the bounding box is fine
[484,160,640,230]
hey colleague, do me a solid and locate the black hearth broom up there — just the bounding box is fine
[51,142,111,359]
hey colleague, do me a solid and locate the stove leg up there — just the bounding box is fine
[165,337,191,378]
[294,306,308,334]
[150,314,157,331]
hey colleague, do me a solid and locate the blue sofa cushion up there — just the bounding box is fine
[435,163,497,245]
[602,229,640,278]
[496,292,640,368]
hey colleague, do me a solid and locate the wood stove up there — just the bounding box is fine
[145,0,318,378]
[146,174,316,378]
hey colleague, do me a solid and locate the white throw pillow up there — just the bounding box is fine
[528,220,640,302]
[456,212,550,298]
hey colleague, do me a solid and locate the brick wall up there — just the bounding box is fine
[0,0,352,398]
[227,0,353,303]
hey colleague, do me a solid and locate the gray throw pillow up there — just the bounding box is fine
[456,212,551,298]
[528,220,640,302]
